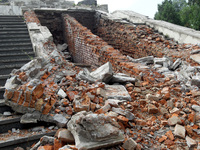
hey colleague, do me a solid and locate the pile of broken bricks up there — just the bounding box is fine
[3,11,200,150]
[4,42,200,149]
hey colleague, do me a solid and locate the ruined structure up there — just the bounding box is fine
[1,1,200,149]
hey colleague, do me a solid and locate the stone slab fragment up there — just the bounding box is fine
[104,85,131,101]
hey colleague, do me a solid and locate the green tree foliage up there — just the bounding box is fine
[154,0,181,25]
[154,0,200,30]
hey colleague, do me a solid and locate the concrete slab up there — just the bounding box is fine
[190,54,200,64]
[105,85,131,101]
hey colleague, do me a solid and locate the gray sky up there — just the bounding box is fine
[75,0,164,18]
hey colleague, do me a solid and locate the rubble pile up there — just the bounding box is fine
[4,10,200,150]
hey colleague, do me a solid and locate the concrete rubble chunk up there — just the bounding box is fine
[154,57,173,67]
[57,89,67,98]
[186,136,197,148]
[191,76,200,88]
[3,111,12,116]
[57,129,75,143]
[77,68,96,83]
[148,104,159,114]
[146,93,161,101]
[57,43,68,51]
[53,114,68,128]
[174,124,185,139]
[170,58,182,70]
[105,99,125,107]
[190,54,200,64]
[90,62,113,83]
[190,49,200,54]
[192,105,200,112]
[67,111,124,150]
[5,76,20,89]
[167,116,182,126]
[105,85,131,101]
[127,55,154,65]
[122,138,137,150]
[110,73,136,83]
[20,113,38,124]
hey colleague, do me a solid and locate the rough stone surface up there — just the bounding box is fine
[122,138,137,150]
[192,105,200,112]
[57,129,75,143]
[190,54,200,64]
[53,114,68,128]
[167,116,182,126]
[105,85,131,101]
[67,111,124,150]
[110,73,136,83]
[90,62,113,83]
[186,136,197,148]
[174,124,186,139]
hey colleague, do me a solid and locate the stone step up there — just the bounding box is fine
[0,64,27,75]
[0,47,34,54]
[0,130,56,150]
[0,47,34,56]
[0,34,30,39]
[0,28,28,31]
[0,87,5,99]
[0,75,10,86]
[0,115,21,134]
[0,39,31,44]
[0,43,32,48]
[0,58,31,66]
[0,22,26,25]
[0,19,24,22]
[0,99,13,114]
[0,31,29,35]
[0,25,27,28]
[0,15,23,18]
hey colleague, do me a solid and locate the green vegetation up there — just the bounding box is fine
[154,0,200,30]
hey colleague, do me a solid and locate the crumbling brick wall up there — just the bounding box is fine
[95,14,175,59]
[62,14,163,83]
[35,10,96,44]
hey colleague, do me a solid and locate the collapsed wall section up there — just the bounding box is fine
[34,9,97,45]
[62,14,163,83]
[95,12,177,59]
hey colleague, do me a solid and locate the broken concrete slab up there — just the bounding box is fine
[57,129,75,143]
[57,43,68,52]
[67,111,124,150]
[90,62,113,83]
[110,73,136,83]
[186,136,197,148]
[57,89,67,98]
[122,138,137,150]
[104,85,131,101]
[190,54,200,64]
[127,55,154,65]
[170,58,182,70]
[77,68,96,83]
[53,114,68,128]
[174,124,185,139]
[20,113,38,124]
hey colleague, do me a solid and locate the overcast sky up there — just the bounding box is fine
[74,0,164,18]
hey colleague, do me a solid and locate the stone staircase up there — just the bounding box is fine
[0,16,55,149]
[0,15,35,100]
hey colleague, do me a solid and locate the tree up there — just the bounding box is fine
[172,0,187,11]
[154,0,200,30]
[188,0,200,5]
[180,4,200,30]
[154,0,181,25]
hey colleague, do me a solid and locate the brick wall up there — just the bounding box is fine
[62,14,163,82]
[35,10,96,44]
[95,14,176,59]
